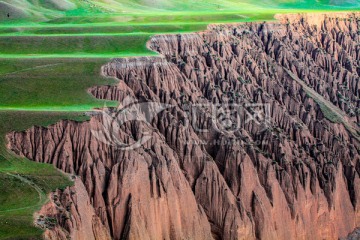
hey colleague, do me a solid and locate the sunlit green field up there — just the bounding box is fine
[0,59,118,111]
[0,0,358,24]
[0,0,359,239]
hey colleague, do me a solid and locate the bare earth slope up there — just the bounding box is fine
[6,13,360,240]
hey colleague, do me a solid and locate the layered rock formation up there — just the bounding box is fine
[7,13,360,239]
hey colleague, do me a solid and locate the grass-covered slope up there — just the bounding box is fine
[1,0,359,22]
[0,59,118,110]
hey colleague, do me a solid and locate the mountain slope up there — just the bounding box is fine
[1,0,359,22]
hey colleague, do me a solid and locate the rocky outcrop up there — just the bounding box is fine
[35,178,111,240]
[7,13,360,239]
[342,228,360,240]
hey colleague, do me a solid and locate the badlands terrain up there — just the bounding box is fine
[0,0,360,240]
[3,12,360,239]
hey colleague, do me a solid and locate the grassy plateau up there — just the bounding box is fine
[0,0,359,239]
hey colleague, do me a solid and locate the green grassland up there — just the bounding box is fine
[0,0,359,23]
[0,0,359,239]
[0,111,88,239]
[0,35,155,58]
[0,58,118,110]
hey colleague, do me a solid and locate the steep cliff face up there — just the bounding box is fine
[35,178,111,240]
[7,13,360,240]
